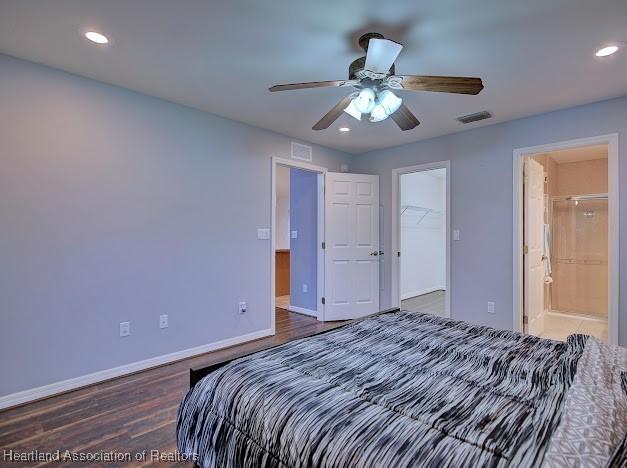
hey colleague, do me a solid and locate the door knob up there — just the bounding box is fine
[370,251,379,256]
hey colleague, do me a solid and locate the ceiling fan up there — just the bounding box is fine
[269,33,484,131]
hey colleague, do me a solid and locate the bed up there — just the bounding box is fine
[177,311,627,468]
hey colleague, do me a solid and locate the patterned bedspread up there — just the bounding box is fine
[177,311,626,468]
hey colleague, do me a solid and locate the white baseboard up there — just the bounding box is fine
[401,287,445,301]
[0,328,274,411]
[288,304,317,317]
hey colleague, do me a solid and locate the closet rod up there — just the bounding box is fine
[401,205,442,225]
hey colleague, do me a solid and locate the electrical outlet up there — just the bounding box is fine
[238,301,247,314]
[302,284,308,293]
[119,321,130,337]
[159,314,168,329]
[487,302,495,314]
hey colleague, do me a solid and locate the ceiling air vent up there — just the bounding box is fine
[291,142,312,162]
[457,111,492,124]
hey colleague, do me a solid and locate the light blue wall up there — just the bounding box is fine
[289,168,318,312]
[0,54,351,397]
[1,51,626,400]
[352,95,627,346]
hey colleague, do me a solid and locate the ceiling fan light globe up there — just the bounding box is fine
[378,90,402,115]
[354,88,376,114]
[343,99,362,121]
[369,104,389,122]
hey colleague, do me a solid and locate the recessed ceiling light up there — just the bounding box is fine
[339,127,350,132]
[595,45,619,57]
[85,31,109,44]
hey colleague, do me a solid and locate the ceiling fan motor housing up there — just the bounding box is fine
[358,32,384,51]
[350,33,396,80]
[349,56,395,80]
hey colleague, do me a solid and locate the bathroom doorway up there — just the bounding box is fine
[517,140,617,343]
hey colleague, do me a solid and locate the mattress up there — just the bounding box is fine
[177,311,627,468]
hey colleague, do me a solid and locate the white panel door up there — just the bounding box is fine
[524,158,545,335]
[324,172,380,320]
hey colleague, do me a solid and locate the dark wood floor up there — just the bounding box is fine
[0,309,348,467]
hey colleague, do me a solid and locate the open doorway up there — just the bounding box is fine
[392,162,450,317]
[514,135,619,344]
[274,165,292,310]
[273,163,322,319]
[271,157,382,329]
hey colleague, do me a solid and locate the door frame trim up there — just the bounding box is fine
[271,157,327,331]
[513,134,619,345]
[391,161,451,317]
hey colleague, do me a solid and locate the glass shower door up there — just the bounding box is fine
[550,198,608,317]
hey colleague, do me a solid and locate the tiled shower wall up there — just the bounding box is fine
[538,156,609,318]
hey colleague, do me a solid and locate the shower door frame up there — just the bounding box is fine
[513,134,619,345]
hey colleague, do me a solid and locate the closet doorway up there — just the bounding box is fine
[392,162,451,317]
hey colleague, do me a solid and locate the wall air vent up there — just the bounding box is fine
[457,111,492,124]
[291,142,312,162]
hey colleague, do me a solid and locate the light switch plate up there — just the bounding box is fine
[487,302,495,314]
[453,229,460,241]
[119,321,130,337]
[257,228,270,240]
[291,230,298,239]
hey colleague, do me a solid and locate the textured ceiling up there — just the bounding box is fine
[0,0,625,154]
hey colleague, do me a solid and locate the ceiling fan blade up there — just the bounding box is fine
[364,38,403,74]
[269,80,356,92]
[390,104,420,131]
[392,75,484,95]
[312,95,354,131]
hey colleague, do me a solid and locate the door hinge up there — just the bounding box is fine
[321,297,325,305]
[523,245,529,255]
[523,316,528,325]
[321,242,325,249]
